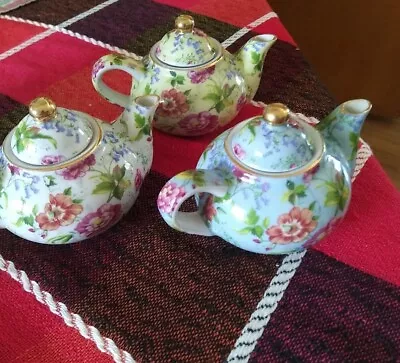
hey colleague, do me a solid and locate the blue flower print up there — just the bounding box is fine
[103,131,119,144]
[111,143,133,162]
[21,172,40,199]
[151,67,160,85]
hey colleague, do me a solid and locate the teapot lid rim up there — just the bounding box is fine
[155,14,219,67]
[224,115,325,177]
[150,38,223,70]
[3,116,102,171]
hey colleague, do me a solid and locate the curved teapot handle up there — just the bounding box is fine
[157,169,230,236]
[91,54,146,108]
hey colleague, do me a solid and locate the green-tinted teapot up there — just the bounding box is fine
[92,14,276,137]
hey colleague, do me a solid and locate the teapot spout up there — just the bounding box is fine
[317,99,372,175]
[235,34,277,101]
[119,95,160,141]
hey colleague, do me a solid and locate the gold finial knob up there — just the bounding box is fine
[29,97,57,122]
[263,103,290,125]
[175,14,195,33]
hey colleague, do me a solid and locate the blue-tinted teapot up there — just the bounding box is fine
[157,100,371,254]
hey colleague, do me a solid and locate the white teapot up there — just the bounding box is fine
[0,95,159,244]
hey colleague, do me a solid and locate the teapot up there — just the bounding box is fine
[91,14,276,137]
[157,99,372,254]
[0,95,159,244]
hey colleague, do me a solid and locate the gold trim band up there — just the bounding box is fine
[3,118,103,172]
[223,115,325,178]
[149,38,224,71]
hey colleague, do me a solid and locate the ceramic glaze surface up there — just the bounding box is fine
[0,97,159,244]
[157,25,216,67]
[91,15,277,137]
[157,100,372,254]
[11,108,93,165]
[229,115,314,172]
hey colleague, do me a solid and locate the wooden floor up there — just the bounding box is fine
[361,117,400,189]
[265,0,400,191]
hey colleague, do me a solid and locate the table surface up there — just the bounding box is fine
[0,1,399,362]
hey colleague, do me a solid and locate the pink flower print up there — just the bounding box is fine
[188,65,215,84]
[236,93,247,112]
[232,166,252,182]
[287,117,300,129]
[36,193,83,231]
[75,203,122,238]
[302,164,320,184]
[135,169,143,190]
[233,144,246,159]
[92,60,105,78]
[157,182,186,214]
[57,154,96,180]
[203,196,216,222]
[8,164,20,175]
[232,166,244,179]
[178,112,218,135]
[157,89,189,118]
[193,28,207,37]
[266,206,317,244]
[41,155,64,165]
[302,171,313,185]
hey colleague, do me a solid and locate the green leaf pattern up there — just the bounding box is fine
[250,51,263,72]
[170,71,185,87]
[282,181,308,205]
[92,164,131,202]
[320,172,349,213]
[202,79,236,114]
[132,114,151,141]
[14,120,57,153]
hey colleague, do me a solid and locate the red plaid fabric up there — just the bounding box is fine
[0,1,399,362]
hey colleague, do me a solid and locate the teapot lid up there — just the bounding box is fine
[227,103,323,173]
[155,14,217,67]
[9,97,97,167]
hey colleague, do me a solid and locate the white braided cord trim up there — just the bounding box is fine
[226,250,306,362]
[221,12,278,48]
[0,0,124,61]
[0,9,374,363]
[0,14,141,59]
[0,10,280,363]
[0,254,135,363]
[352,141,372,180]
[0,11,279,58]
[226,112,372,362]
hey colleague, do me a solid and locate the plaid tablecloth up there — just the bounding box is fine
[0,1,399,362]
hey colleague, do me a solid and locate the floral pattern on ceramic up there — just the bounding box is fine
[156,15,216,67]
[157,168,231,233]
[157,100,371,254]
[317,99,372,174]
[0,95,159,244]
[91,14,277,137]
[230,116,314,172]
[11,107,93,165]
